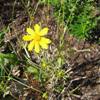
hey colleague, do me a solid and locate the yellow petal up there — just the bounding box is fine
[39,27,49,36]
[40,37,51,44]
[40,42,48,49]
[34,41,40,53]
[28,40,35,51]
[34,24,41,33]
[22,35,33,41]
[26,28,35,35]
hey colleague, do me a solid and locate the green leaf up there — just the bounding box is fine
[0,53,18,77]
[27,66,38,74]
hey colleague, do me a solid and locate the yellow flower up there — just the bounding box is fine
[23,24,51,53]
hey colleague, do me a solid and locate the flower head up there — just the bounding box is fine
[23,24,51,53]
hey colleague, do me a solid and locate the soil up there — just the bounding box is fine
[0,0,100,100]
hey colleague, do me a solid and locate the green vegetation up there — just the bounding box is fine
[0,0,99,99]
[41,0,99,39]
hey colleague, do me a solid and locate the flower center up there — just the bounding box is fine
[34,34,41,41]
